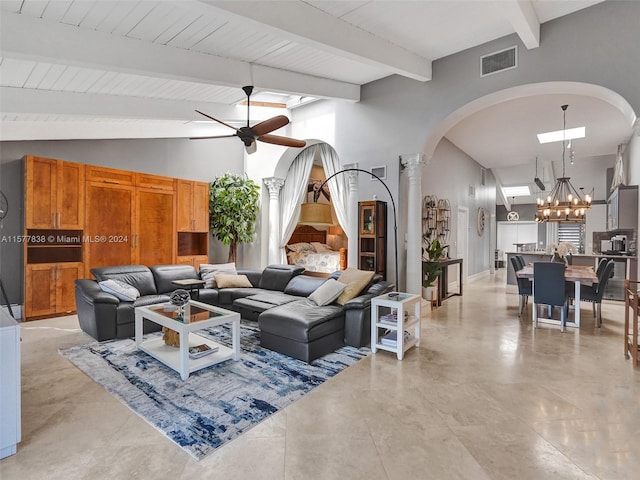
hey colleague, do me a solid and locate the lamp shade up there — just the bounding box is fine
[328,226,343,235]
[299,202,333,226]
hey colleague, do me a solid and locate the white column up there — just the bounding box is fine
[346,170,359,268]
[401,153,427,295]
[263,177,285,265]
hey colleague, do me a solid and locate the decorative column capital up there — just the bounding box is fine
[263,177,285,198]
[400,153,427,178]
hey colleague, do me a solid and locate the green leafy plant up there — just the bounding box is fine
[209,173,260,262]
[422,239,449,287]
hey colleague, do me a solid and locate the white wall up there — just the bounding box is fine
[292,1,640,285]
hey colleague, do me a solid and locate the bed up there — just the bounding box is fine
[286,225,347,277]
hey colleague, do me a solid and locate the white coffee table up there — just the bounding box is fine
[134,300,240,380]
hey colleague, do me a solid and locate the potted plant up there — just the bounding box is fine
[422,239,449,302]
[209,173,260,262]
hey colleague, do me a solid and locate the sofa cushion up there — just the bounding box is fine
[258,264,305,291]
[259,299,344,343]
[283,275,327,297]
[199,263,236,288]
[98,279,140,301]
[336,268,375,305]
[150,264,199,294]
[308,279,346,306]
[215,273,253,288]
[233,293,298,321]
[91,265,157,296]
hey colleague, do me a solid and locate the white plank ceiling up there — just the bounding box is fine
[3,0,632,201]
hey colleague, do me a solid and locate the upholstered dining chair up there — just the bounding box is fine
[565,252,573,265]
[533,262,570,332]
[511,256,531,317]
[514,255,526,270]
[569,259,615,327]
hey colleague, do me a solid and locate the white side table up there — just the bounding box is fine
[371,292,421,360]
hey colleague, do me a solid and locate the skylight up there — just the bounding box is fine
[503,185,531,196]
[537,126,585,144]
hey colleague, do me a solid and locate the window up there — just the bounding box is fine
[558,223,584,253]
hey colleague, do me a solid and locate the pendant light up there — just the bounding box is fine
[535,105,592,223]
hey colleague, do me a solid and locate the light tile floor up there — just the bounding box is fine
[2,269,639,480]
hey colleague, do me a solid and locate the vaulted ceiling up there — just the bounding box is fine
[2,0,633,204]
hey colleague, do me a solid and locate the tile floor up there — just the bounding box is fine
[1,269,639,480]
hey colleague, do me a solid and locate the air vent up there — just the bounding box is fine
[481,46,517,77]
[371,166,386,180]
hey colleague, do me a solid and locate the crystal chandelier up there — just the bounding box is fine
[535,105,592,223]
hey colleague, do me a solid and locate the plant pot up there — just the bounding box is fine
[422,285,438,302]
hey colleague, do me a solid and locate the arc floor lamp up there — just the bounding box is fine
[301,168,398,286]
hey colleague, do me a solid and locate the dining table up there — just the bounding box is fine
[516,264,598,328]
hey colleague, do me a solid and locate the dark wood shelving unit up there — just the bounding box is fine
[358,200,387,278]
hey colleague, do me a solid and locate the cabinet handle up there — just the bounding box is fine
[103,180,120,184]
[57,212,61,228]
[52,212,56,227]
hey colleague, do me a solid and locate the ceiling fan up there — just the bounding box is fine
[192,86,306,154]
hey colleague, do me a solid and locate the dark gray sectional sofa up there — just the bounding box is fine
[74,263,394,362]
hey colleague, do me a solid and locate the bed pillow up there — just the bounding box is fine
[308,279,346,306]
[199,263,237,288]
[214,273,253,288]
[98,279,140,301]
[336,268,375,305]
[311,242,333,252]
[287,242,314,252]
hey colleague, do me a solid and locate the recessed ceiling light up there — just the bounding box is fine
[503,185,531,196]
[537,126,585,144]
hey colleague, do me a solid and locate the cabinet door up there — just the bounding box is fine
[57,161,85,229]
[176,180,194,231]
[56,263,83,314]
[25,264,56,318]
[135,172,175,191]
[85,182,136,271]
[360,203,375,235]
[136,188,175,266]
[192,182,210,232]
[25,156,56,228]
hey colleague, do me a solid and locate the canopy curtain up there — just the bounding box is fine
[317,143,349,234]
[278,145,317,263]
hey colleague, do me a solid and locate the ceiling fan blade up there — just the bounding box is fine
[195,110,239,131]
[251,115,290,136]
[189,134,238,140]
[258,134,306,148]
[245,141,257,155]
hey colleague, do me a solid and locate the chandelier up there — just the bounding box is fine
[535,104,591,223]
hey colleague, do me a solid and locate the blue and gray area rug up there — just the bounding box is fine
[60,323,369,460]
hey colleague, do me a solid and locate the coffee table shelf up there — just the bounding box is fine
[135,300,240,380]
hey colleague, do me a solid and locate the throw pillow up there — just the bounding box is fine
[214,273,253,288]
[98,279,141,302]
[311,242,333,252]
[336,268,375,305]
[308,279,346,306]
[287,242,314,252]
[199,262,237,288]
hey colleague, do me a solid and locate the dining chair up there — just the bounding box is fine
[533,262,569,332]
[511,256,531,317]
[595,258,609,277]
[514,255,526,270]
[569,259,615,327]
[565,252,573,265]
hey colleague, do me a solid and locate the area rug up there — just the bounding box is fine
[60,323,368,460]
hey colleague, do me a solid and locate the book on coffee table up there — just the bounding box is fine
[189,344,218,359]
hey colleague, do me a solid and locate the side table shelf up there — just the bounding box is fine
[371,292,421,360]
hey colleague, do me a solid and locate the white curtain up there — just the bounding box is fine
[318,143,349,234]
[278,145,316,263]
